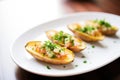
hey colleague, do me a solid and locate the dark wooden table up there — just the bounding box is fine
[1,0,120,80]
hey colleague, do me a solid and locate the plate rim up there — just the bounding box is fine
[10,12,120,77]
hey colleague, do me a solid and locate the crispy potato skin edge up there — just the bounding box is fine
[25,41,74,65]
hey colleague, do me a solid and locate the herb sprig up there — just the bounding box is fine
[79,25,96,34]
[53,31,74,46]
[94,19,111,27]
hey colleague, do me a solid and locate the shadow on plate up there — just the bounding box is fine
[75,52,86,58]
[106,35,120,39]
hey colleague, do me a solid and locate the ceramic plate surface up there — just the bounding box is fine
[11,12,120,77]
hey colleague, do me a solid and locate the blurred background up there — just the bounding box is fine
[0,0,120,80]
[63,0,120,15]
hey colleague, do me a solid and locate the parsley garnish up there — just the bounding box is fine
[32,47,34,50]
[92,45,95,48]
[80,25,95,33]
[83,60,87,63]
[43,41,60,58]
[71,39,74,46]
[75,65,78,67]
[53,31,74,46]
[43,41,65,58]
[95,19,111,27]
[53,31,64,42]
[46,65,51,69]
[50,54,56,58]
[44,41,56,50]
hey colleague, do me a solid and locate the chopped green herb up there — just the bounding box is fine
[44,41,56,50]
[53,31,64,42]
[43,41,64,58]
[71,40,74,46]
[59,50,61,52]
[92,45,95,48]
[83,60,87,63]
[61,48,65,51]
[75,65,78,67]
[32,47,34,50]
[64,37,70,44]
[50,54,56,58]
[80,25,95,33]
[104,22,111,27]
[53,31,74,46]
[46,65,51,69]
[95,19,111,27]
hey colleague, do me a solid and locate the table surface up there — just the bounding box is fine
[0,0,120,80]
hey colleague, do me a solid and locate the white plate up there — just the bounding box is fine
[11,12,120,77]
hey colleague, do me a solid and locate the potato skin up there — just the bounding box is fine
[69,37,86,52]
[98,27,118,36]
[86,20,118,36]
[25,41,74,65]
[68,23,104,42]
[46,30,86,52]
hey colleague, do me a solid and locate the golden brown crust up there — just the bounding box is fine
[68,23,104,42]
[68,37,86,52]
[25,41,74,64]
[98,27,118,36]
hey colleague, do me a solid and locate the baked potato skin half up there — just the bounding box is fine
[98,26,118,36]
[46,30,86,52]
[68,23,104,42]
[25,41,74,65]
[86,20,118,36]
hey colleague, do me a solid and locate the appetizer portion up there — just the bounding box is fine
[86,19,118,35]
[68,23,104,42]
[46,30,86,52]
[25,41,74,64]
